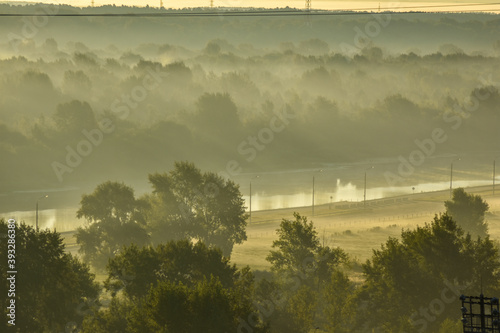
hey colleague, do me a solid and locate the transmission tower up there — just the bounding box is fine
[210,0,213,8]
[91,0,94,7]
[160,0,163,8]
[305,0,311,11]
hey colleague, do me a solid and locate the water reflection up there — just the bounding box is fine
[244,179,495,211]
[2,179,495,231]
[5,208,81,233]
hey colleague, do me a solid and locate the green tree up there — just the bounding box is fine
[323,271,355,333]
[445,187,489,236]
[62,70,92,97]
[193,93,243,152]
[360,213,500,332]
[438,318,462,333]
[75,181,149,270]
[0,220,100,333]
[263,213,348,333]
[266,212,348,279]
[253,278,321,333]
[53,100,97,137]
[81,297,132,333]
[125,277,267,333]
[286,284,317,333]
[267,212,319,275]
[77,181,140,223]
[147,161,247,256]
[105,240,238,299]
[85,242,265,333]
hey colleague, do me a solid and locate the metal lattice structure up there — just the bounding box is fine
[461,294,500,332]
[305,0,311,11]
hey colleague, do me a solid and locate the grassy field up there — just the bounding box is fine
[62,185,500,280]
[230,186,500,271]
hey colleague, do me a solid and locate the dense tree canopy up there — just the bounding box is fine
[105,240,239,299]
[75,162,248,270]
[262,213,350,333]
[75,181,149,270]
[0,220,100,333]
[445,187,490,237]
[83,239,267,333]
[359,213,500,332]
[267,212,348,279]
[147,161,248,256]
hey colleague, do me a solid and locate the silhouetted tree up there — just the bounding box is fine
[147,161,247,256]
[0,220,100,333]
[53,100,97,137]
[105,240,238,299]
[263,213,348,333]
[81,297,132,333]
[76,181,149,270]
[445,188,489,237]
[324,270,355,333]
[83,241,266,333]
[360,213,500,332]
[124,277,266,333]
[267,212,348,279]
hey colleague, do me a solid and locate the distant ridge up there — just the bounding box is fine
[0,1,38,4]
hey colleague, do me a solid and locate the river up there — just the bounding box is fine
[3,177,497,232]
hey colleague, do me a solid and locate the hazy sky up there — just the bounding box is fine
[7,0,500,11]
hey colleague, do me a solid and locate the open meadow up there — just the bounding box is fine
[61,185,500,281]
[230,185,500,272]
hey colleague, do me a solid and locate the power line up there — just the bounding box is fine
[0,2,499,17]
[0,10,498,17]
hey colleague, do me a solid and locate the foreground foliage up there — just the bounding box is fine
[0,220,99,333]
[76,161,247,270]
[358,213,500,332]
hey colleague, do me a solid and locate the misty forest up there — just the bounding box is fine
[1,3,500,333]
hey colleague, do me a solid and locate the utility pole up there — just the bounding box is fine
[364,166,374,209]
[450,157,461,198]
[36,195,48,232]
[312,170,323,216]
[312,175,315,216]
[494,159,497,196]
[249,176,259,224]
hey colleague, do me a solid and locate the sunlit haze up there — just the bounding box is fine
[4,0,500,11]
[2,0,500,332]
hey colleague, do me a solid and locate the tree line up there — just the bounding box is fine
[1,162,497,332]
